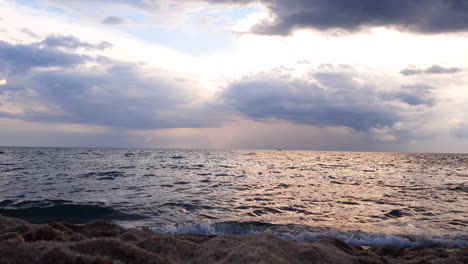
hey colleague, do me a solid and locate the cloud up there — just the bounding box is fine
[0,37,221,130]
[41,35,113,50]
[0,40,90,74]
[379,85,436,106]
[20,28,40,39]
[401,65,462,76]
[221,66,436,132]
[37,0,468,35]
[453,123,468,139]
[201,0,468,35]
[101,16,125,25]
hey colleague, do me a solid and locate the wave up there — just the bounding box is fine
[149,221,468,248]
[0,199,146,223]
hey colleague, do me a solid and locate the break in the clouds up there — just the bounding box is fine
[401,65,462,76]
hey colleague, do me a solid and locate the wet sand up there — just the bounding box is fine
[0,216,466,264]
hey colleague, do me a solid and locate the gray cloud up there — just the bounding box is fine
[20,28,40,39]
[0,37,221,130]
[0,40,90,74]
[380,85,436,106]
[202,0,468,35]
[401,65,462,76]
[221,68,436,132]
[101,16,125,25]
[41,35,113,50]
[453,123,468,139]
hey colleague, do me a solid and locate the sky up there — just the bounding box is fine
[0,0,468,152]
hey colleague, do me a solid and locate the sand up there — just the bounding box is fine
[0,216,466,264]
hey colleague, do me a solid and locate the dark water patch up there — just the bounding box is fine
[448,221,467,227]
[253,197,272,201]
[171,156,185,159]
[0,167,24,172]
[161,202,215,211]
[215,173,230,176]
[318,164,350,169]
[117,165,136,169]
[250,208,282,216]
[144,174,156,177]
[361,199,404,206]
[197,173,212,176]
[278,206,312,215]
[0,199,145,223]
[199,214,218,219]
[444,184,467,193]
[330,181,344,185]
[97,176,115,180]
[422,212,435,216]
[277,183,291,189]
[174,181,190,185]
[385,210,404,218]
[80,171,127,180]
[337,201,360,205]
[199,179,211,183]
[160,184,174,188]
[0,163,16,166]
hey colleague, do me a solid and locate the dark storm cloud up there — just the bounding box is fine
[101,16,125,25]
[0,40,90,74]
[221,68,438,132]
[203,0,468,35]
[401,65,462,76]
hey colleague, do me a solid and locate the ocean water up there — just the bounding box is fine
[0,147,467,247]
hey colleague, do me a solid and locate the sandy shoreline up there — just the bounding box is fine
[0,216,466,264]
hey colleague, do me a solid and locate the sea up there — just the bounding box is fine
[0,147,467,248]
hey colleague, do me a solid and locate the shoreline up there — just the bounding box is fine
[1,216,466,263]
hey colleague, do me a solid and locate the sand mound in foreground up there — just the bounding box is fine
[0,216,466,264]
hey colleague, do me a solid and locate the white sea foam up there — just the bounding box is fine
[150,222,468,248]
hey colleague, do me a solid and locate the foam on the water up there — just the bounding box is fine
[149,221,468,248]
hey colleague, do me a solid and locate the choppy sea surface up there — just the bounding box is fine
[0,147,467,247]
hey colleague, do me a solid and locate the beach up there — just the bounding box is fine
[0,216,466,264]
